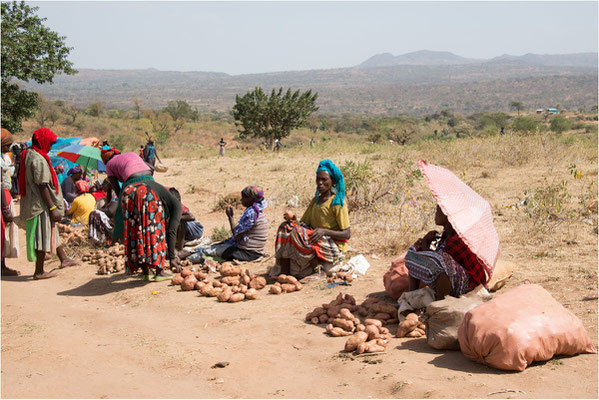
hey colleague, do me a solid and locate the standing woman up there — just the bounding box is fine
[1,129,20,276]
[219,138,226,157]
[101,148,181,279]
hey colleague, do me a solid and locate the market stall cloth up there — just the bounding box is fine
[417,160,500,279]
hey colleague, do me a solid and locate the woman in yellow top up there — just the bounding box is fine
[272,159,350,279]
[66,180,96,225]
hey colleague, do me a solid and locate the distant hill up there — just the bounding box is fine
[26,51,598,116]
[358,50,483,67]
[358,50,597,68]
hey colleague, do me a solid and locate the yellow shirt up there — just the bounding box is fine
[67,193,96,224]
[300,196,350,252]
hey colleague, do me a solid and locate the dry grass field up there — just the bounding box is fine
[2,128,597,398]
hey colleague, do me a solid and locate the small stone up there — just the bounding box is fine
[212,361,230,368]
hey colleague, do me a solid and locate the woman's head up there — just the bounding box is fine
[1,128,13,153]
[101,147,120,165]
[67,165,83,181]
[75,180,89,194]
[315,160,345,206]
[241,185,264,207]
[31,128,57,153]
[434,204,453,231]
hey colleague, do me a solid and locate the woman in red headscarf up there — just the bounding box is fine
[65,180,96,225]
[19,128,79,279]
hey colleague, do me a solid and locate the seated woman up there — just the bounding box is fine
[61,165,82,204]
[404,205,487,300]
[101,147,181,279]
[271,160,350,279]
[65,181,96,225]
[183,186,267,263]
[168,187,204,250]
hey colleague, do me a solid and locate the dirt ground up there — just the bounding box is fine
[2,150,598,399]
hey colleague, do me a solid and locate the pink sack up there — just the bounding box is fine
[458,283,596,371]
[383,253,410,300]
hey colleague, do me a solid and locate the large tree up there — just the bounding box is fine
[509,101,524,116]
[1,1,76,132]
[232,87,318,147]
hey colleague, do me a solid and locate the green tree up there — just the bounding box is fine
[232,87,318,147]
[550,116,572,133]
[87,101,104,117]
[509,101,524,116]
[1,1,76,132]
[35,95,60,127]
[511,117,537,133]
[163,100,198,133]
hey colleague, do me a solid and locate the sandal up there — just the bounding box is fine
[154,274,172,282]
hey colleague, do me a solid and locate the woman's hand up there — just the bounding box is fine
[225,206,234,218]
[414,230,438,251]
[308,228,327,244]
[2,206,13,223]
[50,208,62,223]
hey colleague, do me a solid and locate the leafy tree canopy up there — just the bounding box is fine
[232,87,318,146]
[1,1,76,132]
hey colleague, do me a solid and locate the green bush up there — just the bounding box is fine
[512,117,537,133]
[550,116,572,133]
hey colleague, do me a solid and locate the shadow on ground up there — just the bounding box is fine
[57,273,152,297]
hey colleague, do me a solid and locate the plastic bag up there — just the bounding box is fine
[458,283,596,371]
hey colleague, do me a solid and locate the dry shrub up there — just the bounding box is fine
[213,191,241,211]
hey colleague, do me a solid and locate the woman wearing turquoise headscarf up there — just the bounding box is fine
[271,159,351,279]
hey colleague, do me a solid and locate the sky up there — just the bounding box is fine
[29,0,598,75]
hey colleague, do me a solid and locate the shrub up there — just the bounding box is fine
[520,178,571,235]
[550,116,572,133]
[511,117,537,133]
[211,225,231,242]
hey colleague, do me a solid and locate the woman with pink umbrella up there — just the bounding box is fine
[405,160,500,300]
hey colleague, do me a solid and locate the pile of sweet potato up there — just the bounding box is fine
[268,274,303,294]
[170,262,267,303]
[305,293,393,354]
[82,243,126,275]
[325,271,354,284]
[395,313,426,338]
[57,223,86,246]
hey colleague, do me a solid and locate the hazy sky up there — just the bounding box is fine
[30,1,598,75]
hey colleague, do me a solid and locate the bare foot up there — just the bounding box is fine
[178,249,192,259]
[60,259,80,268]
[1,266,21,276]
[33,272,57,280]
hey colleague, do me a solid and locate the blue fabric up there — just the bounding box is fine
[144,144,156,160]
[315,159,345,207]
[233,200,266,237]
[183,220,204,241]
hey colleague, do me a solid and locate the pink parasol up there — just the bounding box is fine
[418,160,500,278]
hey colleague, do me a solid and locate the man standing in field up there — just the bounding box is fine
[143,140,160,167]
[19,128,79,279]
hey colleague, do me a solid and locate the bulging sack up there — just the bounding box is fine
[458,283,596,371]
[383,253,410,300]
[425,294,488,350]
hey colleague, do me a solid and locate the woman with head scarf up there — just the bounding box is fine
[101,147,181,280]
[65,180,96,225]
[19,128,79,279]
[61,165,83,204]
[1,128,20,276]
[183,185,268,263]
[271,159,351,279]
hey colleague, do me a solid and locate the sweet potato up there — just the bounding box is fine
[396,319,419,338]
[364,325,381,341]
[357,306,369,317]
[406,329,423,338]
[375,338,389,347]
[332,318,355,332]
[356,342,367,354]
[294,281,303,291]
[406,313,419,321]
[387,319,399,325]
[363,340,386,353]
[240,274,251,286]
[181,275,198,291]
[364,319,383,327]
[306,307,326,321]
[194,281,205,290]
[330,293,344,306]
[311,317,319,324]
[418,323,426,330]
[379,327,390,335]
[171,274,184,285]
[414,327,426,336]
[181,268,193,278]
[361,297,379,308]
[228,293,245,303]
[220,276,240,286]
[213,280,223,288]
[245,288,259,300]
[318,314,329,324]
[207,287,223,297]
[277,274,289,283]
[338,308,354,321]
[340,303,357,312]
[231,286,240,294]
[194,271,208,281]
[326,324,353,337]
[239,284,248,294]
[217,289,233,302]
[373,313,392,321]
[371,303,397,315]
[344,331,369,352]
[249,276,267,290]
[220,264,243,277]
[280,283,297,293]
[269,285,282,294]
[356,324,366,332]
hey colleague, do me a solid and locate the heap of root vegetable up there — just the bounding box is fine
[306,293,427,354]
[57,223,86,246]
[268,274,303,294]
[170,262,268,302]
[81,243,126,275]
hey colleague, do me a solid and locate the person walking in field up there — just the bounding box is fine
[219,138,226,156]
[142,140,160,167]
[19,128,79,279]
